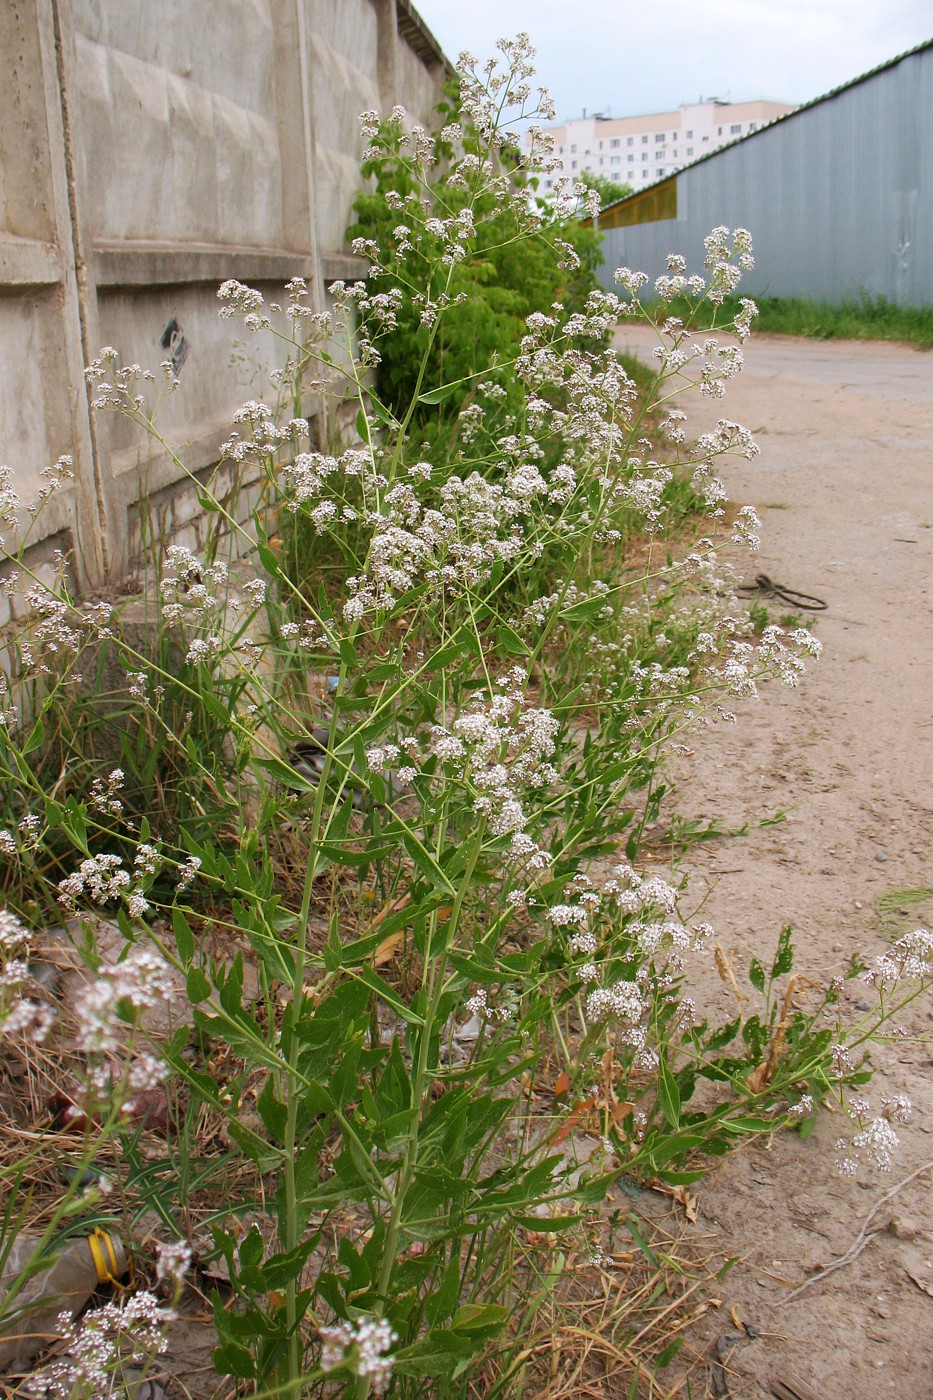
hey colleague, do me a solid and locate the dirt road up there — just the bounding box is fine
[618,327,933,1399]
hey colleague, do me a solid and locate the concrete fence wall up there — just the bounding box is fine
[0,0,448,590]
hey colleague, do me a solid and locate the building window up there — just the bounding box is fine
[626,136,633,146]
[672,149,677,158]
[610,155,620,166]
[571,144,577,153]
[717,126,722,136]
[544,179,552,189]
[641,152,648,161]
[598,140,603,149]
[641,134,648,144]
[749,121,757,132]
[687,146,693,156]
[702,135,709,142]
[571,160,577,169]
[655,132,664,142]
[686,128,693,138]
[627,153,634,162]
[657,167,665,177]
[730,123,741,134]
[610,137,620,148]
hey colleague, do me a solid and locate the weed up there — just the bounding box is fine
[875,887,933,936]
[0,37,928,1400]
[645,292,933,349]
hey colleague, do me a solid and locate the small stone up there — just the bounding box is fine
[855,999,871,1011]
[890,1216,920,1241]
[855,901,863,910]
[832,942,843,952]
[875,853,888,863]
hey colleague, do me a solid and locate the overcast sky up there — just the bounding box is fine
[414,1,932,120]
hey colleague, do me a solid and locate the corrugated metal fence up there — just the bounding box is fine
[597,42,933,309]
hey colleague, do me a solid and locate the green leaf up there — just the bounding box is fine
[22,718,45,755]
[450,1303,509,1335]
[186,967,211,1003]
[748,957,765,994]
[172,907,196,965]
[418,378,466,405]
[559,595,608,622]
[654,1337,685,1369]
[256,541,280,577]
[196,487,220,514]
[255,755,315,789]
[256,1077,287,1142]
[656,1057,681,1128]
[771,923,795,979]
[262,1237,319,1290]
[704,1016,741,1052]
[219,955,243,1015]
[61,797,87,849]
[370,396,400,429]
[355,966,425,1026]
[720,1113,776,1134]
[402,832,455,893]
[495,622,530,656]
[238,1226,264,1270]
[213,1341,256,1379]
[651,1167,707,1185]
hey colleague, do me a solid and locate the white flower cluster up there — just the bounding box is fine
[586,977,647,1028]
[72,943,175,1058]
[33,1291,171,1398]
[155,1238,193,1289]
[0,907,28,955]
[56,843,164,921]
[539,866,713,1038]
[58,853,132,910]
[340,462,575,620]
[704,226,755,305]
[0,911,55,1045]
[441,667,558,837]
[89,767,125,816]
[159,545,228,626]
[319,1315,396,1394]
[85,345,158,415]
[836,1093,912,1174]
[861,927,933,990]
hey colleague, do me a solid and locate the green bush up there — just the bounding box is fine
[347,89,604,422]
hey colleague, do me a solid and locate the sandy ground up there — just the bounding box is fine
[616,326,933,1399]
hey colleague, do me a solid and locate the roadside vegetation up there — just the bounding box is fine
[654,291,933,347]
[0,35,929,1400]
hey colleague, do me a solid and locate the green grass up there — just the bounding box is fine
[651,293,933,349]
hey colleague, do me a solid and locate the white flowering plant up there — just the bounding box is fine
[0,33,929,1400]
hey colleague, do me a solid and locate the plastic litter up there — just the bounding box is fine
[0,1228,127,1372]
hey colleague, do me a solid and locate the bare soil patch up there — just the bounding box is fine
[616,327,933,1398]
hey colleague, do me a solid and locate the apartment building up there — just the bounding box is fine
[530,98,795,192]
